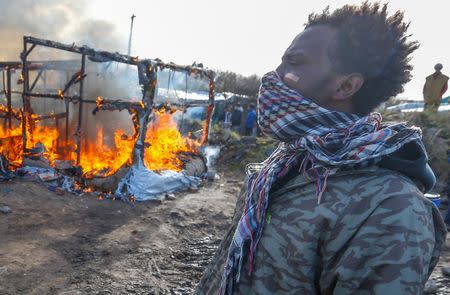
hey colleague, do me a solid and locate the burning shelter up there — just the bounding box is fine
[0,36,216,200]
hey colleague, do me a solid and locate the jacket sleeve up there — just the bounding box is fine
[322,193,446,295]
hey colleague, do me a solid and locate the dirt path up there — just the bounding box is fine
[0,174,241,295]
[0,173,449,294]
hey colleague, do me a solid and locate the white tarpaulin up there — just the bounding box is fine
[115,162,200,201]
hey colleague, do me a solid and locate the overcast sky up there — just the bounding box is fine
[2,0,446,100]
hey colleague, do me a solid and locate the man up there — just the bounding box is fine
[231,104,243,133]
[196,3,446,295]
[245,104,256,136]
[223,105,232,129]
[423,63,448,112]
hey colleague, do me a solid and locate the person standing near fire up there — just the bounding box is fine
[222,105,232,129]
[231,104,243,133]
[244,104,257,136]
[423,63,448,112]
[196,2,446,295]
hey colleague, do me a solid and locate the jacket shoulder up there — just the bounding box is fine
[329,167,422,197]
[274,166,421,200]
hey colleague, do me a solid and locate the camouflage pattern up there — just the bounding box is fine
[195,167,447,295]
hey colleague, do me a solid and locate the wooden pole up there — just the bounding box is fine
[21,38,29,155]
[75,54,86,165]
[6,67,12,129]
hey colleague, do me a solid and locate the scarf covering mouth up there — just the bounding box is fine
[218,71,424,295]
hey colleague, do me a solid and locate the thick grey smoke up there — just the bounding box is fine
[0,0,139,148]
[0,0,124,60]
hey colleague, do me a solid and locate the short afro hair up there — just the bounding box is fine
[305,2,419,115]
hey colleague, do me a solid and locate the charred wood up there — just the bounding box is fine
[84,165,130,192]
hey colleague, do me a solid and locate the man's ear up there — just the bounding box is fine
[331,73,364,101]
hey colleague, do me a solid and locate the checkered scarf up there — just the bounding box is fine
[218,71,423,295]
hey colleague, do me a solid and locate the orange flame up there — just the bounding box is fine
[17,74,24,84]
[78,127,136,178]
[0,105,20,119]
[96,96,104,107]
[27,124,59,164]
[0,124,23,168]
[0,105,200,178]
[144,109,199,171]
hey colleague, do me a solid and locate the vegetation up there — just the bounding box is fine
[214,71,261,97]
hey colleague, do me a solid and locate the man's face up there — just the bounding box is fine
[276,25,339,107]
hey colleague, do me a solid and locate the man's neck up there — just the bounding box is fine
[326,98,355,115]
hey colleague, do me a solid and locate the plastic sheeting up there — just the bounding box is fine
[115,162,200,201]
[17,166,80,193]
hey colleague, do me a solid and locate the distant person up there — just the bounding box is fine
[222,106,232,129]
[231,104,243,133]
[423,63,448,112]
[245,104,256,136]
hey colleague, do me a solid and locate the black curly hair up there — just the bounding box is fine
[305,2,419,115]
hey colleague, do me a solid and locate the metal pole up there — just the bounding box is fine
[127,15,136,56]
[75,54,86,165]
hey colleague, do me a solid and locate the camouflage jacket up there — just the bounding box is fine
[195,167,447,295]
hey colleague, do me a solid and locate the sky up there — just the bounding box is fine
[84,0,450,100]
[2,0,448,100]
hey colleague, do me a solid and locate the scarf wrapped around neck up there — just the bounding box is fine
[218,71,424,295]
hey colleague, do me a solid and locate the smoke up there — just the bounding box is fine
[203,145,221,168]
[0,0,125,61]
[0,0,139,149]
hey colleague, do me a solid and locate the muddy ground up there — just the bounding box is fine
[0,170,449,295]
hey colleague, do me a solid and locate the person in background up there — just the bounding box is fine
[223,105,232,129]
[231,104,243,133]
[423,63,448,112]
[244,104,257,136]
